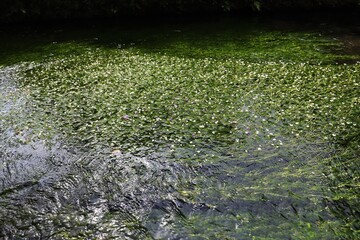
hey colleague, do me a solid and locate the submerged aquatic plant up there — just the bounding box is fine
[0,21,359,239]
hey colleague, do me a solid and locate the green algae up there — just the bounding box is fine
[0,18,359,239]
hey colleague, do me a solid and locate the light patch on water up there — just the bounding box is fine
[0,65,185,239]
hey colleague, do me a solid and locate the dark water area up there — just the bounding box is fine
[0,12,359,64]
[0,14,359,239]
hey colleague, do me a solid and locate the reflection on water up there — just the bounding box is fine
[0,72,177,239]
[0,67,188,238]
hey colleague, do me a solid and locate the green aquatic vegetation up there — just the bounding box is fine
[21,49,359,149]
[141,31,350,63]
[15,44,359,238]
[1,22,359,238]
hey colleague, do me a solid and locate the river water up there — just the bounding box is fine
[0,15,359,239]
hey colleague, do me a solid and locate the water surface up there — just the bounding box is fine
[0,16,359,239]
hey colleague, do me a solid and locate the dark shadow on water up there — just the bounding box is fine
[0,13,359,65]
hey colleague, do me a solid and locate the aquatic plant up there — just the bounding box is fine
[0,20,359,239]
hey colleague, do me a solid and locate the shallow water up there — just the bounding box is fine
[0,16,359,239]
